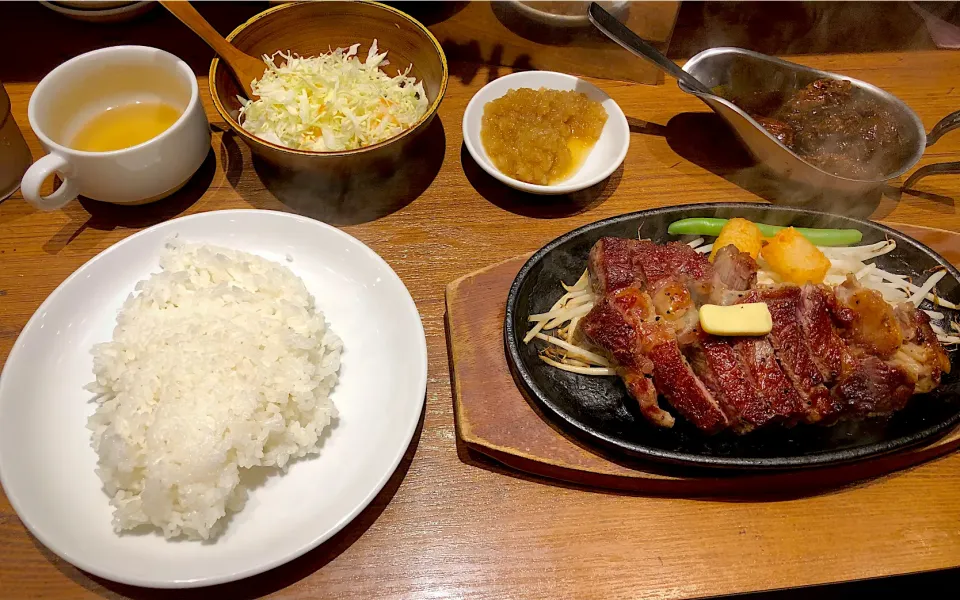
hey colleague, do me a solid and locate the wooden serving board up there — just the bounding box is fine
[446,223,960,494]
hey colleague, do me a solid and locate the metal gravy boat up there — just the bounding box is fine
[681,47,960,196]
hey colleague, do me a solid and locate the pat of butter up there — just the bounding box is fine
[699,303,772,336]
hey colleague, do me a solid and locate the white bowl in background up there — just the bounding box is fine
[40,1,155,23]
[506,0,630,28]
[462,70,629,195]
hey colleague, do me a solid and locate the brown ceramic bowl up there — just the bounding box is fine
[209,0,448,172]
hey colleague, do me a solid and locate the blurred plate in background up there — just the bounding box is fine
[40,1,155,23]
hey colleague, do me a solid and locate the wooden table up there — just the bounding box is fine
[2,49,960,599]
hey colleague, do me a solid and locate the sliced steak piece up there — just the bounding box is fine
[605,287,728,433]
[799,284,855,383]
[581,291,674,428]
[621,371,673,428]
[634,241,717,343]
[581,292,654,373]
[832,275,903,359]
[712,245,758,292]
[732,337,807,424]
[647,338,729,433]
[633,240,714,286]
[588,237,648,295]
[890,303,951,393]
[689,245,756,308]
[582,278,728,432]
[833,356,915,417]
[687,332,773,433]
[745,287,840,422]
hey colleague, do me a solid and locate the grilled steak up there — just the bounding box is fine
[649,277,700,343]
[799,284,854,383]
[632,240,714,286]
[745,287,841,423]
[582,240,673,427]
[891,303,951,393]
[573,238,951,434]
[588,237,648,295]
[688,333,778,433]
[582,238,728,432]
[731,336,807,425]
[832,275,903,358]
[582,292,674,428]
[712,245,758,295]
[833,356,915,417]
[648,340,729,433]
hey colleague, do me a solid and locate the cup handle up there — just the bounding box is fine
[20,153,80,210]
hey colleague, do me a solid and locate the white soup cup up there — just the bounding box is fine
[22,45,210,210]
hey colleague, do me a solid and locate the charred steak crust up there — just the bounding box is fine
[648,340,729,433]
[588,237,647,295]
[633,240,714,285]
[832,275,903,358]
[732,337,806,424]
[687,333,775,433]
[581,295,650,372]
[749,287,840,423]
[799,284,851,383]
[621,371,675,429]
[893,303,951,392]
[833,356,915,417]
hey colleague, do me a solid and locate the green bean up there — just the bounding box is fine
[667,218,862,246]
[667,218,728,237]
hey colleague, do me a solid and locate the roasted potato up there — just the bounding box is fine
[710,217,763,261]
[760,227,830,284]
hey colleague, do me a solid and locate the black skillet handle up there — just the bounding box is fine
[926,109,960,147]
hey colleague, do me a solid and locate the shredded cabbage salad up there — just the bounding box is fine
[238,40,428,152]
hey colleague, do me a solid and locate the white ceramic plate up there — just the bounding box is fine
[0,210,427,588]
[462,70,629,195]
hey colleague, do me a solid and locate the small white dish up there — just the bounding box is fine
[462,70,629,195]
[0,210,427,588]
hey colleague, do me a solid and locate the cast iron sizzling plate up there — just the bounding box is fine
[504,203,960,469]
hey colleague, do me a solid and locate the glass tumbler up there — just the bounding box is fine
[0,81,33,201]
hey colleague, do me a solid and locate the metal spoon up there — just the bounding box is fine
[159,0,263,99]
[587,2,713,96]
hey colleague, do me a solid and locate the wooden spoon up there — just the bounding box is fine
[159,0,263,99]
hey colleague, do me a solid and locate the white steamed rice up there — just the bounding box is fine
[86,241,341,540]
